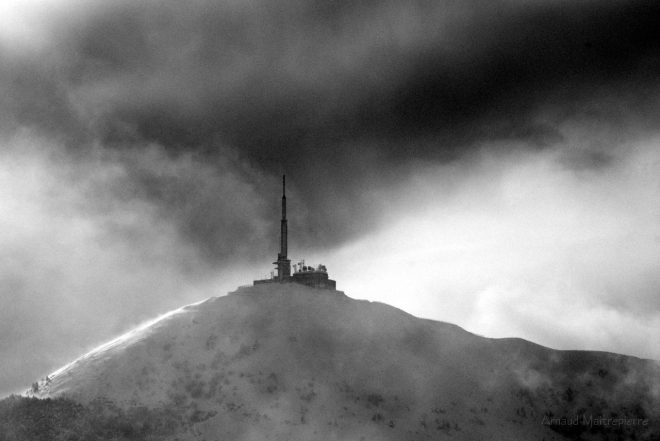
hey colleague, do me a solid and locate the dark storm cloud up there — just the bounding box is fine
[15,0,648,251]
[49,0,660,251]
[3,0,660,256]
[70,0,660,145]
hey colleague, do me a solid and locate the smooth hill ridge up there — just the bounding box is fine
[23,284,660,440]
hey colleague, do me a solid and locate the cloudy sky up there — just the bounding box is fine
[1,0,659,396]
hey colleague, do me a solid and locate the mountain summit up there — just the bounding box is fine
[25,283,659,440]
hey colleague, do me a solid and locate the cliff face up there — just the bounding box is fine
[28,283,660,440]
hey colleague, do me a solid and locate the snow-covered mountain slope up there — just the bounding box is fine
[28,283,660,440]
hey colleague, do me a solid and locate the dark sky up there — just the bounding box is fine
[1,0,660,396]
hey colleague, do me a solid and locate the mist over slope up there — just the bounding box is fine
[23,284,660,440]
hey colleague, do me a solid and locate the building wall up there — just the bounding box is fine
[254,271,336,290]
[291,271,336,290]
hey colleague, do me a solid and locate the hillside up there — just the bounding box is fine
[18,283,660,440]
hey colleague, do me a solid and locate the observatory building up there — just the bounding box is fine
[254,175,336,290]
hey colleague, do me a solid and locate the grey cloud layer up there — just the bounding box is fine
[4,0,660,255]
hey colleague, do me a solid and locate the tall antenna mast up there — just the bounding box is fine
[275,174,291,280]
[252,173,335,290]
[280,175,287,259]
